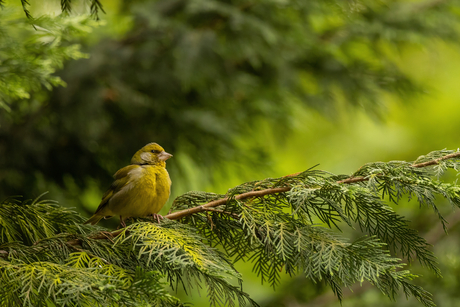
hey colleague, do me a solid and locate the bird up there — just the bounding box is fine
[84,142,172,227]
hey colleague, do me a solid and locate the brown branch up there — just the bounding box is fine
[337,151,460,184]
[411,151,460,168]
[167,151,460,220]
[1,150,455,257]
[52,150,460,245]
[336,176,368,184]
[165,187,291,220]
[160,151,460,221]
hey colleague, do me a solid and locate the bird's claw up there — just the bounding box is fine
[117,219,127,229]
[148,213,164,223]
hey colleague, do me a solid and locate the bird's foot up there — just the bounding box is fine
[117,217,127,229]
[147,213,164,223]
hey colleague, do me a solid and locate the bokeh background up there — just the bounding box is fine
[2,0,460,306]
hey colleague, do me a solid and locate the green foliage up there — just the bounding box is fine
[0,193,83,245]
[114,222,255,306]
[169,149,460,306]
[19,0,105,20]
[0,196,255,306]
[0,258,182,306]
[0,8,94,112]
[1,0,460,305]
[1,149,459,306]
[2,0,460,202]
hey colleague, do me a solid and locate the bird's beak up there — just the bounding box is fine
[158,151,173,161]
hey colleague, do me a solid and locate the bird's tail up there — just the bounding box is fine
[84,214,104,225]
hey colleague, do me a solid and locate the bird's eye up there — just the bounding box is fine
[151,150,160,154]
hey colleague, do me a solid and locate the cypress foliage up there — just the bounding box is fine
[1,149,459,306]
[0,8,94,112]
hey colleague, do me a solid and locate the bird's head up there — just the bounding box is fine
[131,143,173,166]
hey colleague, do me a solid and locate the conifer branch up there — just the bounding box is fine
[412,151,460,168]
[48,149,460,249]
[63,187,290,243]
[59,149,460,244]
[166,187,291,220]
[2,149,459,306]
[338,151,460,184]
[167,150,460,220]
[19,0,105,20]
[303,207,460,307]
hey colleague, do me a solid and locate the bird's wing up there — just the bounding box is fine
[94,164,141,214]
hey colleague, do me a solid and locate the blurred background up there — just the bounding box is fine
[1,0,460,306]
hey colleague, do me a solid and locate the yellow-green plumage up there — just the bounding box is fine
[85,143,172,226]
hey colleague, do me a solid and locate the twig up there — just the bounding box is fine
[1,151,459,256]
[337,151,460,184]
[336,176,368,184]
[206,211,215,230]
[168,151,460,220]
[78,150,460,241]
[165,187,290,220]
[412,151,460,168]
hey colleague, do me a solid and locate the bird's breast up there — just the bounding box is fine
[108,166,171,218]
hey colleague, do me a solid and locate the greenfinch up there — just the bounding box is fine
[84,143,172,227]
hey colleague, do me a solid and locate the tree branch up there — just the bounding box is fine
[167,151,460,220]
[2,150,456,256]
[337,151,460,184]
[55,149,460,248]
[412,151,460,168]
[165,187,290,220]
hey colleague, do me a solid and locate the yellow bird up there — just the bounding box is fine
[84,143,172,227]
